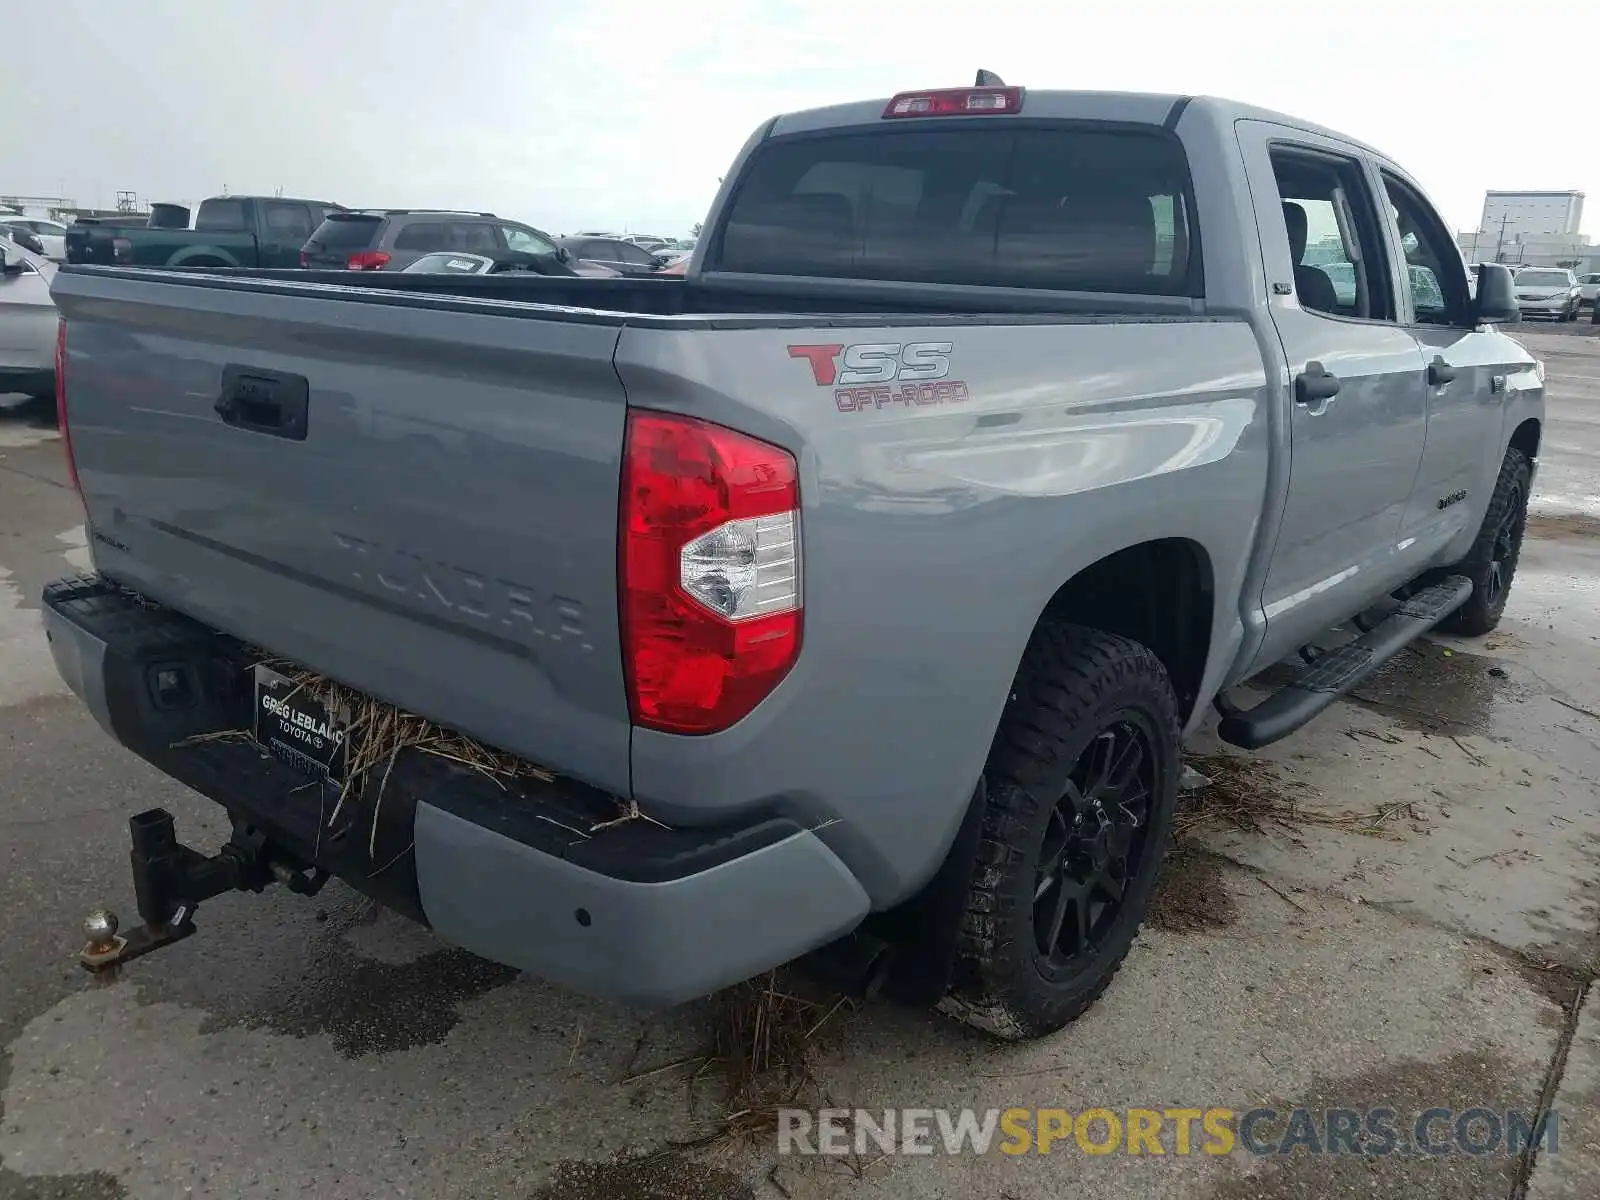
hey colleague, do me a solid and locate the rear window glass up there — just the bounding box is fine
[714,125,1198,295]
[310,215,382,249]
[195,199,248,231]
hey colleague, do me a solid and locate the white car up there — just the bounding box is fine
[401,249,620,279]
[1513,267,1582,321]
[1579,272,1600,307]
[0,217,68,260]
[0,236,58,399]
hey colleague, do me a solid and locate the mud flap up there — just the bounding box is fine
[870,777,990,1006]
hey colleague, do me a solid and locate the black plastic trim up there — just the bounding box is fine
[42,575,804,910]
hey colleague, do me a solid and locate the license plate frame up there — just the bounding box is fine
[252,664,350,786]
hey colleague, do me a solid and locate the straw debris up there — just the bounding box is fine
[626,971,856,1161]
[180,652,650,858]
[1176,751,1413,841]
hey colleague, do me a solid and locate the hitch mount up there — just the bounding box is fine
[80,807,327,972]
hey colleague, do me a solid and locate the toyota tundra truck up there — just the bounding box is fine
[44,80,1542,1040]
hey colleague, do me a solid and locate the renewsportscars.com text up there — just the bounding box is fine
[777,1106,1558,1158]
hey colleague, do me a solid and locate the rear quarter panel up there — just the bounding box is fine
[617,318,1270,905]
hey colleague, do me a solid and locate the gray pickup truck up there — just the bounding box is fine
[45,81,1542,1040]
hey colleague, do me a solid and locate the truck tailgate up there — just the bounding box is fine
[51,269,632,796]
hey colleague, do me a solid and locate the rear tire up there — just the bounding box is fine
[940,624,1180,1040]
[1440,445,1531,637]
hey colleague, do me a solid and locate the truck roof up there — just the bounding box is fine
[199,195,343,207]
[767,89,1389,163]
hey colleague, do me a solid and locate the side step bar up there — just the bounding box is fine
[1216,575,1473,750]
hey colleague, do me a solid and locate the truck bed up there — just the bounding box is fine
[51,263,1265,890]
[79,263,1207,320]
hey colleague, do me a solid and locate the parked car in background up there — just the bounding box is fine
[1578,272,1600,307]
[0,236,57,399]
[65,196,344,269]
[302,211,572,272]
[622,234,671,251]
[1,217,68,260]
[402,250,620,278]
[49,83,1540,1040]
[557,236,670,277]
[1513,267,1581,321]
[1,223,48,256]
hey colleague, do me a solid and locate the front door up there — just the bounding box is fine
[1379,169,1518,567]
[1237,123,1430,672]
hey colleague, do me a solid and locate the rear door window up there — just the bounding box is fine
[613,241,660,267]
[264,202,314,243]
[450,222,500,252]
[195,199,248,231]
[714,125,1199,295]
[394,222,449,251]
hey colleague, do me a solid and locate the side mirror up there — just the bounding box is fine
[1471,263,1519,324]
[556,246,572,264]
[0,243,21,274]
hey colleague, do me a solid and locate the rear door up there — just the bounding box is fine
[260,201,316,268]
[1237,122,1429,671]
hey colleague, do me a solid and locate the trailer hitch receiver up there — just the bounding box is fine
[80,807,326,972]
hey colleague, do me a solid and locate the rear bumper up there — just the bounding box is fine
[43,574,869,1007]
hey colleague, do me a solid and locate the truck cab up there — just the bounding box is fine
[65,196,345,269]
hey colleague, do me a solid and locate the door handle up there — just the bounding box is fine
[1294,362,1341,415]
[214,365,310,441]
[1427,356,1458,386]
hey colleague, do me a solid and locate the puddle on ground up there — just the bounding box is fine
[193,945,517,1058]
[529,1153,754,1200]
[0,1167,127,1199]
[1204,1044,1533,1200]
[1346,643,1529,738]
[1147,848,1240,933]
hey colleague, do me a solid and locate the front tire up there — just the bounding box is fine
[941,624,1180,1040]
[1440,446,1531,637]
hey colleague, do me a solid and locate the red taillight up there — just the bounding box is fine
[55,319,82,501]
[621,411,802,735]
[299,250,309,267]
[346,250,390,270]
[882,86,1024,118]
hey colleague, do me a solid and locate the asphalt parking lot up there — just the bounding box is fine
[2,328,1598,1200]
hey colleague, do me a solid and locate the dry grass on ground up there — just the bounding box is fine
[1176,751,1418,842]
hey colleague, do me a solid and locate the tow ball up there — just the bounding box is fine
[80,807,328,973]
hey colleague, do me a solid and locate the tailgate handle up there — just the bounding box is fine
[215,366,310,441]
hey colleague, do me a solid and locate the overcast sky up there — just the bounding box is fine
[7,0,1597,239]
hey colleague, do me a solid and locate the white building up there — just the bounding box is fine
[1479,190,1585,242]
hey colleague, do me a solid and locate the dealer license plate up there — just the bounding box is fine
[253,664,350,784]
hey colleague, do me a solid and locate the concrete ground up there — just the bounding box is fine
[1,328,1597,1199]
